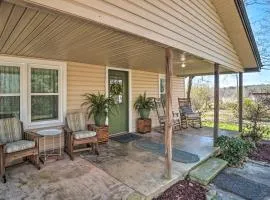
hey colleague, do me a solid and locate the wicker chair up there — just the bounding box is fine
[64,112,99,160]
[178,98,202,128]
[153,98,181,133]
[0,118,40,183]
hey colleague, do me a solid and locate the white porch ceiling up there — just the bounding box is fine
[0,1,228,76]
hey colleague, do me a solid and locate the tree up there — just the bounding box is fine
[190,84,212,112]
[186,75,194,99]
[244,0,270,68]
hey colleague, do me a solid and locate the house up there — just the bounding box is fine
[0,0,261,178]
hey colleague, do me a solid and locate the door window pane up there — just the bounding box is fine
[31,95,58,121]
[31,68,58,93]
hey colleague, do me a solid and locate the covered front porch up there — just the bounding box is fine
[0,0,256,197]
[0,128,236,199]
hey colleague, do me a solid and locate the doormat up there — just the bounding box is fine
[110,133,142,143]
[134,139,200,163]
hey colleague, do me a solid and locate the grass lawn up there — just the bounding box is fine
[202,121,239,132]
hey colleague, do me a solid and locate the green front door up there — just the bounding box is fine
[108,70,129,134]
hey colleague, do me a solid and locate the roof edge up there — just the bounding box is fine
[234,0,262,70]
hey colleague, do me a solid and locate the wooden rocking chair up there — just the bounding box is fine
[178,98,202,128]
[153,98,181,133]
[0,118,40,183]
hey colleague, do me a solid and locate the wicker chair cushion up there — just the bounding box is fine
[66,112,87,132]
[74,130,96,140]
[0,118,22,144]
[5,140,35,153]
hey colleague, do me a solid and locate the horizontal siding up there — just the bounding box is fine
[67,62,106,111]
[24,0,243,71]
[132,70,159,130]
[131,70,185,131]
[172,76,185,112]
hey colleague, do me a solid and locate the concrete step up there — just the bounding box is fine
[189,158,228,186]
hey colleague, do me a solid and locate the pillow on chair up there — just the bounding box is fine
[0,118,22,144]
[66,112,87,132]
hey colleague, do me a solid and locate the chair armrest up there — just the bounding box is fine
[24,131,41,141]
[63,126,73,134]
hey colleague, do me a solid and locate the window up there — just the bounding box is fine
[0,56,66,129]
[159,75,165,102]
[0,65,21,119]
[30,67,59,122]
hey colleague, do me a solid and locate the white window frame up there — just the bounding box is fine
[0,55,67,129]
[158,74,165,99]
[0,62,25,120]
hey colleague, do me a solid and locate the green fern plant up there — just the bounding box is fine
[134,92,154,119]
[81,92,116,126]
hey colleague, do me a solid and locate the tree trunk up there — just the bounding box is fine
[164,48,173,179]
[187,75,194,99]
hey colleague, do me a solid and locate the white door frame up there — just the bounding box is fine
[105,66,132,133]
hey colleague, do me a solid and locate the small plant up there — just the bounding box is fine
[216,136,254,167]
[134,92,155,119]
[81,92,116,126]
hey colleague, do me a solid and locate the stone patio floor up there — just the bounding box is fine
[0,128,232,200]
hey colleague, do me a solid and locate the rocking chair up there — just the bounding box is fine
[178,98,202,128]
[153,98,181,133]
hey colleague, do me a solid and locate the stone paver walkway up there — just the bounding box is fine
[213,162,270,200]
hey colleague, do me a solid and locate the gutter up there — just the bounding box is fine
[234,0,263,71]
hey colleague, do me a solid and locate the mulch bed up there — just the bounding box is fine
[249,141,270,163]
[153,180,207,200]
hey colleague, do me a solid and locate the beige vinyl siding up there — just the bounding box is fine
[25,0,243,71]
[132,70,185,131]
[132,70,159,130]
[172,76,185,112]
[67,62,106,111]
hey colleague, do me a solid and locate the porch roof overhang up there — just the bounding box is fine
[0,0,261,76]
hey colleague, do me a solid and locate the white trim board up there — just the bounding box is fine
[105,66,132,133]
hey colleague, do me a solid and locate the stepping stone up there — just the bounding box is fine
[189,158,227,185]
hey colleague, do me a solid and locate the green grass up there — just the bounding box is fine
[202,121,239,132]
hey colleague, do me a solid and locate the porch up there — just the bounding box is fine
[0,128,236,199]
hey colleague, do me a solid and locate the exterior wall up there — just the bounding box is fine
[131,70,159,130]
[25,0,243,71]
[67,62,106,111]
[66,62,185,132]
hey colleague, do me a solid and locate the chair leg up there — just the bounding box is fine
[1,174,6,183]
[95,143,99,156]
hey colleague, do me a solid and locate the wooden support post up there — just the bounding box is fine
[238,72,243,132]
[164,48,173,179]
[213,63,219,146]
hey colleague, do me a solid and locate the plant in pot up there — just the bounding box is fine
[81,92,116,126]
[134,92,155,119]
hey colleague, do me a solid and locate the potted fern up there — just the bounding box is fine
[134,92,155,119]
[81,92,116,126]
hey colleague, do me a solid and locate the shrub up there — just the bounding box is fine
[241,123,265,142]
[216,136,254,167]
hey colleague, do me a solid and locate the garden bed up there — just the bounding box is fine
[153,180,207,200]
[249,141,270,163]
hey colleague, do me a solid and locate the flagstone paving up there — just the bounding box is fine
[213,162,270,200]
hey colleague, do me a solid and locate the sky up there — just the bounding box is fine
[192,1,270,88]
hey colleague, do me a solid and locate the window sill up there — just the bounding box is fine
[26,120,64,130]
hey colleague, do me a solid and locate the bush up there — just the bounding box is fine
[216,136,254,167]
